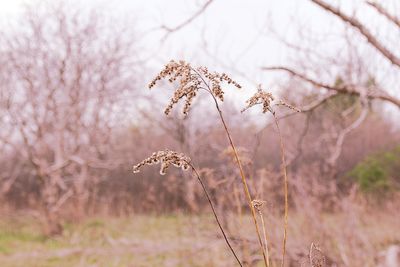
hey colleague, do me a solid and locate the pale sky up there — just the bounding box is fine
[0,0,327,89]
[0,0,398,110]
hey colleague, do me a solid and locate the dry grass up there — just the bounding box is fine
[129,61,400,267]
[137,63,299,266]
[141,61,269,266]
[0,204,399,267]
[132,149,242,265]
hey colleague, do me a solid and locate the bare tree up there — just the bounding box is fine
[266,0,400,108]
[0,1,138,235]
[260,0,400,176]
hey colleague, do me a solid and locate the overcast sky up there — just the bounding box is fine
[0,0,398,108]
[0,0,329,89]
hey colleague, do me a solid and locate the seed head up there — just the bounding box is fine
[241,84,275,113]
[241,84,300,114]
[133,149,191,175]
[251,199,267,212]
[149,60,241,116]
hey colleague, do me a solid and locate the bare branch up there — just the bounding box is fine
[327,97,369,167]
[262,66,400,108]
[50,189,74,213]
[253,92,338,165]
[279,92,338,121]
[286,112,312,167]
[366,1,400,29]
[160,0,215,40]
[311,0,400,68]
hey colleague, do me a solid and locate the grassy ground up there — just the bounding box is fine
[0,214,238,267]
[1,209,399,266]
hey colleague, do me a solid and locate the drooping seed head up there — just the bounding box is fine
[133,149,191,175]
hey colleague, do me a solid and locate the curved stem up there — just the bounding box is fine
[189,164,243,266]
[272,114,289,267]
[211,95,268,266]
[191,67,268,266]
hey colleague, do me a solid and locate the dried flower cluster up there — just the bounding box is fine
[139,62,296,267]
[197,66,242,101]
[132,149,191,175]
[252,199,267,212]
[242,84,300,114]
[242,84,275,113]
[149,60,241,116]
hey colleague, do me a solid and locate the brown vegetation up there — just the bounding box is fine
[0,1,399,266]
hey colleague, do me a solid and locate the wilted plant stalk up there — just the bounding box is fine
[132,150,243,266]
[196,70,269,266]
[149,60,268,266]
[190,165,243,266]
[252,200,271,267]
[273,114,289,267]
[242,85,299,267]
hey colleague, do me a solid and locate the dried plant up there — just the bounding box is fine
[309,243,326,267]
[221,146,253,168]
[149,60,268,266]
[252,199,271,267]
[149,60,241,116]
[242,84,300,114]
[241,85,275,114]
[132,149,190,175]
[242,84,300,267]
[132,149,243,266]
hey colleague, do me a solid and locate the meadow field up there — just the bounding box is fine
[1,1,400,266]
[1,205,399,267]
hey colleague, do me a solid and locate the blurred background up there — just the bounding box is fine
[0,0,399,266]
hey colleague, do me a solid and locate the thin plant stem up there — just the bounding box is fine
[194,67,267,266]
[189,164,243,267]
[213,97,268,266]
[272,114,289,267]
[201,89,268,266]
[258,210,270,267]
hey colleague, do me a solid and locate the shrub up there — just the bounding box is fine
[349,146,400,193]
